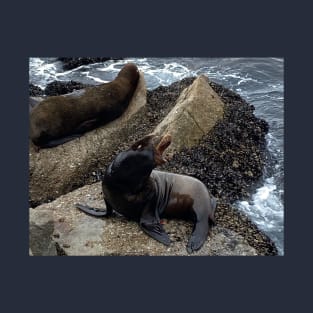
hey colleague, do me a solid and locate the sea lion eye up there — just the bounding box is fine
[137,144,142,149]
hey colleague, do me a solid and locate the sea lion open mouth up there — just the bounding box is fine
[153,134,172,165]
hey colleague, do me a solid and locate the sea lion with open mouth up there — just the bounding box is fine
[76,134,217,253]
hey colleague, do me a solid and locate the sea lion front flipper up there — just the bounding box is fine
[75,203,113,217]
[75,118,99,133]
[140,208,171,246]
[140,221,171,246]
[40,119,99,148]
[40,134,82,148]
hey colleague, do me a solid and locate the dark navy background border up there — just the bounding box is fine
[2,1,311,311]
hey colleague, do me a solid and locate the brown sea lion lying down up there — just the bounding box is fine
[30,63,139,149]
[76,134,217,253]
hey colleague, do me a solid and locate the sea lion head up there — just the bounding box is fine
[116,63,140,87]
[106,134,172,188]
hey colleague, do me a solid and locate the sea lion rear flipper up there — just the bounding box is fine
[186,221,209,254]
[75,203,112,217]
[140,208,171,246]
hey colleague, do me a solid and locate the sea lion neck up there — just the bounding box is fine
[104,161,153,194]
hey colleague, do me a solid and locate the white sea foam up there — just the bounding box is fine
[271,57,284,62]
[236,177,284,254]
[29,57,59,88]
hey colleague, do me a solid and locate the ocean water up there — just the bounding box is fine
[29,57,284,255]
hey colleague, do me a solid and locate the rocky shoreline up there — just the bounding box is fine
[29,75,278,256]
[57,57,122,71]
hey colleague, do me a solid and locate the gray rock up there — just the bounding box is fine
[29,207,57,256]
[29,182,257,256]
[29,72,146,206]
[153,75,224,154]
